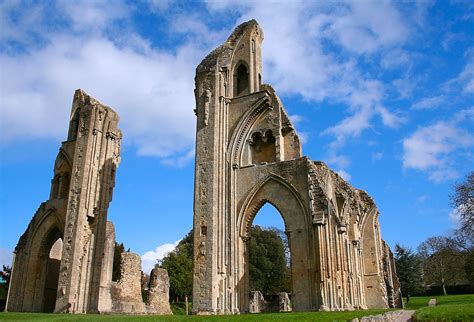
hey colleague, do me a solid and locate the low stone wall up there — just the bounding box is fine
[249,291,292,313]
[111,252,146,314]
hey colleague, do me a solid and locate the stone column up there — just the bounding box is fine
[97,221,115,313]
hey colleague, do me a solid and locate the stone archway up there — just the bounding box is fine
[8,206,64,312]
[236,176,312,312]
[192,19,401,315]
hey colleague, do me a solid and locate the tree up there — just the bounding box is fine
[248,225,289,295]
[450,171,474,239]
[418,236,466,295]
[394,244,423,302]
[157,226,290,302]
[159,230,193,302]
[0,265,11,300]
[112,242,125,281]
[450,230,474,288]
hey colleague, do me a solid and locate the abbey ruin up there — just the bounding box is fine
[6,19,401,315]
[192,20,401,314]
[5,90,171,315]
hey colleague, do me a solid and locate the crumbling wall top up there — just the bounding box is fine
[196,19,263,73]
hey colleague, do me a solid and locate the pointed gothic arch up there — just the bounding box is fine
[234,175,313,312]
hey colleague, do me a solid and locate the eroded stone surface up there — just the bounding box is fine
[146,267,172,315]
[111,252,146,314]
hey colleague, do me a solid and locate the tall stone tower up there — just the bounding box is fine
[192,20,401,314]
[6,90,121,313]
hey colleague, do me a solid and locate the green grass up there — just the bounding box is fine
[0,309,392,321]
[404,294,474,321]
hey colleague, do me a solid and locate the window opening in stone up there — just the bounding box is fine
[68,110,80,141]
[248,203,291,313]
[250,130,276,165]
[43,237,63,312]
[235,63,249,96]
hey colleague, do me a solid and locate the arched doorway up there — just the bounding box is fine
[43,238,63,312]
[247,203,291,312]
[237,176,313,313]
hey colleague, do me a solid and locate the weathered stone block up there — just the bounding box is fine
[146,267,172,315]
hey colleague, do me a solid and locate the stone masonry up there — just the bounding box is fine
[6,90,173,315]
[6,90,122,314]
[110,252,146,314]
[146,267,173,315]
[192,20,402,314]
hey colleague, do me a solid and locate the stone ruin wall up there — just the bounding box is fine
[110,253,173,315]
[146,267,173,315]
[192,19,402,314]
[111,252,146,314]
[6,90,173,316]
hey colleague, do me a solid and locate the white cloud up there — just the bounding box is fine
[298,132,309,145]
[141,240,179,274]
[445,48,474,94]
[402,108,474,181]
[412,95,445,110]
[0,1,209,166]
[381,49,410,69]
[372,152,383,161]
[336,169,352,181]
[0,33,201,160]
[0,247,13,268]
[326,153,351,169]
[449,207,462,229]
[393,77,416,99]
[288,114,304,125]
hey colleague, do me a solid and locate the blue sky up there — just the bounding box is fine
[0,1,473,273]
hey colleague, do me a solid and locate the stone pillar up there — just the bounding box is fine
[97,221,115,313]
[249,291,266,313]
[278,292,292,312]
[146,267,172,315]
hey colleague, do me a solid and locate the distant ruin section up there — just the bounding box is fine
[192,20,402,314]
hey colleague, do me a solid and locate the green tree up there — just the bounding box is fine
[450,171,474,239]
[394,244,423,302]
[418,236,466,295]
[249,225,288,295]
[112,242,125,281]
[159,231,193,302]
[0,265,11,300]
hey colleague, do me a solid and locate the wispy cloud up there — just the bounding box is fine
[402,108,474,182]
[0,247,12,268]
[336,169,352,181]
[0,2,204,165]
[412,95,445,110]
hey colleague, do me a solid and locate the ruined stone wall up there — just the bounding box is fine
[7,90,121,314]
[146,267,172,315]
[111,252,146,314]
[192,20,401,314]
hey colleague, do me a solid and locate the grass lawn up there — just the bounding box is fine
[404,294,474,321]
[0,309,392,321]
